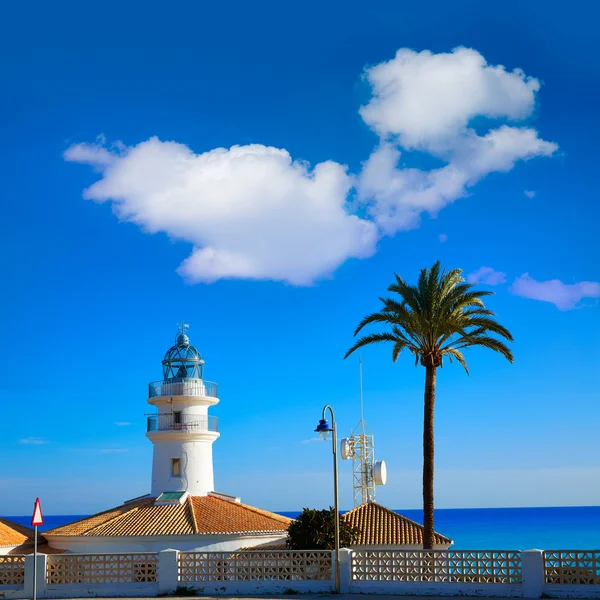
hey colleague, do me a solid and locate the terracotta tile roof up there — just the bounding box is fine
[342,502,452,547]
[46,495,291,537]
[191,496,291,535]
[0,518,31,547]
[45,497,155,536]
[0,518,64,554]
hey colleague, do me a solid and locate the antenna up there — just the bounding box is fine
[339,357,388,507]
[359,356,365,433]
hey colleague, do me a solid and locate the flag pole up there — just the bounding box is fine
[31,497,43,600]
[33,524,37,600]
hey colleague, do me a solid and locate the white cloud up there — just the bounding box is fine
[19,437,49,445]
[114,422,131,426]
[510,274,600,310]
[360,47,541,150]
[438,233,448,243]
[65,47,556,284]
[98,449,129,454]
[524,190,536,198]
[467,266,507,286]
[65,139,378,285]
[357,47,557,235]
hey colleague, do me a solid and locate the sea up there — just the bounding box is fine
[6,506,600,550]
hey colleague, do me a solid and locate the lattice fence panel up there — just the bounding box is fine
[0,556,25,586]
[544,551,600,585]
[47,553,158,584]
[179,551,332,582]
[352,550,521,583]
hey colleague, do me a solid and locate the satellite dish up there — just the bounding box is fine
[340,438,352,461]
[373,460,387,486]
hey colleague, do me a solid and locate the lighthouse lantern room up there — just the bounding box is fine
[146,323,220,498]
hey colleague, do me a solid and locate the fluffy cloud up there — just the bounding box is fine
[524,190,536,198]
[65,139,378,285]
[467,267,507,286]
[510,274,600,310]
[65,47,557,285]
[360,47,541,150]
[438,233,448,243]
[357,47,557,234]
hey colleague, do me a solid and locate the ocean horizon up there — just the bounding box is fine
[6,505,600,550]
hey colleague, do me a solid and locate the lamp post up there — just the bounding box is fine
[314,405,340,594]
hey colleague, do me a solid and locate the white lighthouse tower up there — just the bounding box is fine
[146,323,220,497]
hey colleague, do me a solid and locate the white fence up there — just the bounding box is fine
[1,548,600,597]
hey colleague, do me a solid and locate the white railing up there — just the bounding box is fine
[46,553,158,585]
[545,550,600,585]
[0,556,25,586]
[148,379,218,399]
[179,551,332,582]
[146,413,218,433]
[352,550,522,583]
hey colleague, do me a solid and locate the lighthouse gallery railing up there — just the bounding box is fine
[148,378,218,398]
[147,414,219,433]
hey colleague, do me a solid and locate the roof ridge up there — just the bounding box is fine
[236,500,292,524]
[187,496,199,534]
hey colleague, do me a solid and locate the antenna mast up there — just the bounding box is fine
[359,356,365,435]
[339,357,386,507]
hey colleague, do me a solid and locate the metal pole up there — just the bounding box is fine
[33,525,37,600]
[359,356,365,429]
[332,416,340,594]
[322,404,340,594]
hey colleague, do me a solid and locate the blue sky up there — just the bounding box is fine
[1,0,599,516]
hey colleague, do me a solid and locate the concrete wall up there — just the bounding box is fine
[2,549,600,598]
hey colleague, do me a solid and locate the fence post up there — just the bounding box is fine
[24,553,47,599]
[338,548,352,593]
[157,548,180,594]
[521,549,544,598]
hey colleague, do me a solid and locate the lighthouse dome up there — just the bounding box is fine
[162,325,205,380]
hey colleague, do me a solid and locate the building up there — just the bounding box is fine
[0,519,31,555]
[251,503,452,551]
[0,519,60,555]
[44,325,290,553]
[342,502,452,550]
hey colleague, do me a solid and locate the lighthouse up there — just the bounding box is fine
[44,324,292,553]
[146,323,220,497]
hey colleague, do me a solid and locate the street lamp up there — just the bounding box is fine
[314,405,340,594]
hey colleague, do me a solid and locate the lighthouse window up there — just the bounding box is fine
[171,458,181,477]
[173,411,182,429]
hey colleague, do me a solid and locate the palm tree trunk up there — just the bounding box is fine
[423,364,436,550]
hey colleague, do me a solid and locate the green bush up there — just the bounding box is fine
[286,507,359,550]
[172,584,198,596]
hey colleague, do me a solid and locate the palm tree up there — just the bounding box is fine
[345,261,513,549]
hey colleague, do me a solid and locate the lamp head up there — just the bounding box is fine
[315,418,333,441]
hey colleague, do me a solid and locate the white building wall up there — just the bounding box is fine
[44,533,287,554]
